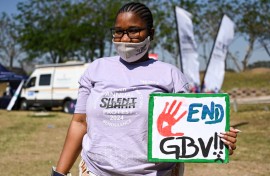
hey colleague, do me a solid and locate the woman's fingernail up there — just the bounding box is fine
[220,138,228,143]
[235,129,242,133]
[218,134,224,137]
[220,132,226,135]
[228,145,232,150]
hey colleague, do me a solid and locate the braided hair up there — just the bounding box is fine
[116,2,153,29]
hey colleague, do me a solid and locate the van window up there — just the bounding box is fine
[25,77,36,88]
[39,74,51,86]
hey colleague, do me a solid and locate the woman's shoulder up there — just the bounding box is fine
[90,56,119,65]
[85,56,120,69]
[151,59,180,71]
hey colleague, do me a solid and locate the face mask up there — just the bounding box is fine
[113,36,151,63]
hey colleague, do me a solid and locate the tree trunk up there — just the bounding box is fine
[99,40,104,58]
[9,56,13,69]
[261,40,270,57]
[242,37,255,71]
[49,51,58,63]
[90,48,95,62]
[108,41,112,57]
[227,51,242,72]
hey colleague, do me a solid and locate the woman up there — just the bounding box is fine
[52,2,239,176]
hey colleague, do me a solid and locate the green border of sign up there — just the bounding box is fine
[148,93,230,163]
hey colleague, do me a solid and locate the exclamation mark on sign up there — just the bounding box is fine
[213,132,224,163]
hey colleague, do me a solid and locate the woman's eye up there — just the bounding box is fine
[115,30,123,34]
[128,28,140,34]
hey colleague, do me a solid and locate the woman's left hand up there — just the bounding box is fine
[218,127,241,155]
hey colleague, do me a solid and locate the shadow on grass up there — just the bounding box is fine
[231,121,249,128]
[28,111,57,118]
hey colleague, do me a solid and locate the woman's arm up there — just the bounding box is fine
[55,113,87,175]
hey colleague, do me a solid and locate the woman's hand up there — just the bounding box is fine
[218,127,241,155]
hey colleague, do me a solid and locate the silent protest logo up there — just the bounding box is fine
[148,93,230,163]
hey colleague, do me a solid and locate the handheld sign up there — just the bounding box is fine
[148,93,230,163]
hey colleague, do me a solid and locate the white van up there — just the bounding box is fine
[19,61,89,113]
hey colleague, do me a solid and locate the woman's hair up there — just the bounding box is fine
[116,2,153,29]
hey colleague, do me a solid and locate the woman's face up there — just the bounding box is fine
[113,12,149,43]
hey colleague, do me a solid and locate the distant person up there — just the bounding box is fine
[52,2,240,176]
[4,82,13,97]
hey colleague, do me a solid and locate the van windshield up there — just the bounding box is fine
[25,77,36,88]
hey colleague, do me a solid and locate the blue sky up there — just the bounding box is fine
[0,0,20,15]
[0,0,269,70]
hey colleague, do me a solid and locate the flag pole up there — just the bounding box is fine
[174,6,183,72]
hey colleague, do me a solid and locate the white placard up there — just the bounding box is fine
[148,93,230,163]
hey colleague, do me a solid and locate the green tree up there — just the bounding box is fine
[14,0,269,68]
[0,12,22,68]
[231,0,270,70]
[257,0,270,57]
[79,0,123,61]
[15,0,123,63]
[143,0,201,66]
[16,0,72,63]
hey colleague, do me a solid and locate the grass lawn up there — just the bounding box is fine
[222,68,270,91]
[0,104,270,176]
[0,110,80,175]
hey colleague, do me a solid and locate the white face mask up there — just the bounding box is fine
[113,36,151,63]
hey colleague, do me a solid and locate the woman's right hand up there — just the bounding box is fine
[55,113,87,174]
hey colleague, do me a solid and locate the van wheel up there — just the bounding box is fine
[20,100,28,110]
[63,101,72,113]
[45,107,52,111]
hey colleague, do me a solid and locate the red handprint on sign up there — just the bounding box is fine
[157,100,187,137]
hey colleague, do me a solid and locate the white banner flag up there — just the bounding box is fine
[7,80,25,111]
[175,6,200,92]
[203,15,234,92]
